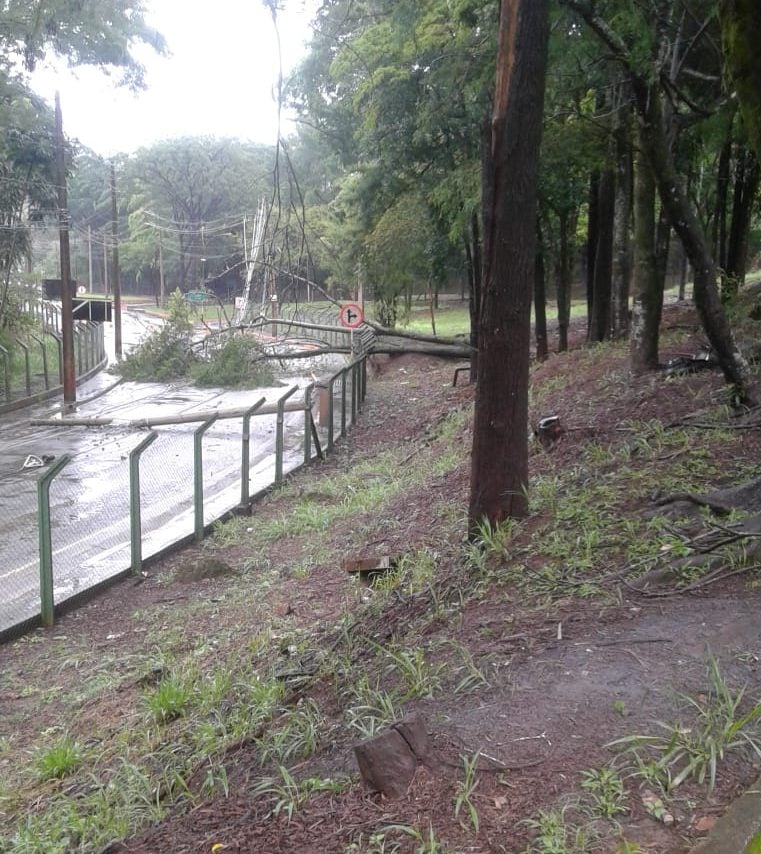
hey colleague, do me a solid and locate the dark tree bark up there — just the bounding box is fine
[534,217,548,361]
[589,166,615,342]
[556,209,574,352]
[468,209,483,380]
[711,132,733,269]
[585,169,600,330]
[724,146,760,297]
[720,0,761,162]
[630,129,662,374]
[612,102,632,338]
[561,1,754,405]
[469,0,550,529]
[654,205,671,298]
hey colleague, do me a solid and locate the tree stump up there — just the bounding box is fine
[353,713,431,799]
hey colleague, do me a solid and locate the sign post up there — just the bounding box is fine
[339,302,364,354]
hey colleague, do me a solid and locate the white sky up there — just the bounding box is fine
[30,0,317,156]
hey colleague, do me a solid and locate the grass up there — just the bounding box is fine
[610,656,761,792]
[4,281,761,852]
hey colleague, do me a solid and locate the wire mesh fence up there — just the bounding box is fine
[0,356,367,638]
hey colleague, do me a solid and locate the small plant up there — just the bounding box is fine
[580,767,627,819]
[610,655,761,792]
[254,766,346,822]
[380,645,443,700]
[34,733,83,780]
[522,806,593,853]
[384,823,452,853]
[346,678,401,739]
[258,698,325,765]
[453,751,481,832]
[145,672,193,723]
[472,517,515,555]
[344,831,401,853]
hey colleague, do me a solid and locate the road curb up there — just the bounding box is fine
[691,775,761,853]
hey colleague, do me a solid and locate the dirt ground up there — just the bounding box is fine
[2,305,761,853]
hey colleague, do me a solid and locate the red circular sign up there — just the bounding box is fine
[339,303,364,329]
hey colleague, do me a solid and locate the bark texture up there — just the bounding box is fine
[469,0,550,528]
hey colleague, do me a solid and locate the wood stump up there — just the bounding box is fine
[353,713,431,799]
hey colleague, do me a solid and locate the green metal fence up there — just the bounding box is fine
[0,355,368,639]
[0,301,107,412]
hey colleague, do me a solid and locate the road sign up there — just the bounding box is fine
[185,290,210,304]
[339,302,364,329]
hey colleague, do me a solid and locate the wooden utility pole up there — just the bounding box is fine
[158,229,165,306]
[54,92,76,406]
[87,225,93,292]
[103,234,108,295]
[110,163,122,357]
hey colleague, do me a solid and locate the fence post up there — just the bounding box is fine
[361,355,367,404]
[275,385,299,485]
[30,334,49,390]
[50,332,63,383]
[340,368,348,438]
[240,396,266,506]
[327,374,336,452]
[0,344,10,401]
[14,339,31,395]
[37,454,71,627]
[75,327,83,377]
[194,415,218,541]
[351,361,358,424]
[303,384,314,464]
[129,431,158,574]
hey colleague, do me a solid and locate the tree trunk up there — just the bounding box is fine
[720,0,761,162]
[711,133,732,269]
[585,169,600,332]
[469,0,550,529]
[630,129,662,374]
[724,146,760,297]
[634,81,753,404]
[612,103,632,337]
[556,209,573,352]
[468,209,482,380]
[589,167,615,342]
[534,217,548,361]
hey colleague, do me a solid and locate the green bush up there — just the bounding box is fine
[192,334,274,388]
[116,289,196,382]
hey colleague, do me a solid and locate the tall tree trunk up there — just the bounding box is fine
[720,0,761,162]
[585,169,600,332]
[535,217,548,361]
[468,209,482,380]
[612,103,633,337]
[469,0,550,529]
[654,206,671,298]
[711,133,732,270]
[724,146,760,298]
[590,167,615,342]
[556,209,573,352]
[562,0,754,404]
[630,130,662,374]
[635,83,753,403]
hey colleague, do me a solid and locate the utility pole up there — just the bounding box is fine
[54,92,76,406]
[110,162,122,357]
[87,225,93,292]
[158,229,165,306]
[103,233,108,295]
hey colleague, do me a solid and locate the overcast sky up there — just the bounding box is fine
[31,0,317,156]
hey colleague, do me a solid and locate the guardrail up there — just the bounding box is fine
[0,355,368,640]
[0,300,107,414]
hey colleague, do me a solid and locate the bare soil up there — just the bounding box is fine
[2,305,761,853]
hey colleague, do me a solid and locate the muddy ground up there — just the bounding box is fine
[2,303,761,853]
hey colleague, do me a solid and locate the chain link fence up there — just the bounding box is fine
[0,356,367,639]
